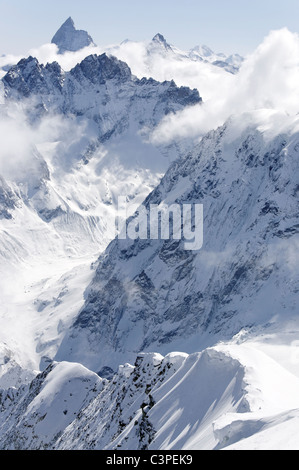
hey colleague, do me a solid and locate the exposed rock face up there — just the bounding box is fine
[0,52,202,377]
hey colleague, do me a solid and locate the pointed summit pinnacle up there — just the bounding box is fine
[51,17,96,54]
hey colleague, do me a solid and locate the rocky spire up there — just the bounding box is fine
[51,17,96,54]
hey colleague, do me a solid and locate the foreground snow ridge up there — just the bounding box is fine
[51,17,96,53]
[1,343,299,450]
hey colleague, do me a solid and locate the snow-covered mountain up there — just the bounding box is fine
[51,17,96,53]
[189,44,244,74]
[1,52,200,258]
[3,53,200,136]
[149,33,174,53]
[1,50,201,237]
[0,52,201,381]
[56,114,299,374]
[0,19,240,101]
[149,34,244,74]
[111,33,243,76]
[2,340,299,450]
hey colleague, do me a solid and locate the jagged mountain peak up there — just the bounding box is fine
[51,17,96,54]
[7,56,62,74]
[69,53,132,83]
[150,33,173,51]
[62,16,75,27]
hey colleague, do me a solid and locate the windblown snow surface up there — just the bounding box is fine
[0,20,298,450]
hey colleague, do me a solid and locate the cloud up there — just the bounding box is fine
[151,28,299,143]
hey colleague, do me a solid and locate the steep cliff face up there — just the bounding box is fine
[57,115,299,372]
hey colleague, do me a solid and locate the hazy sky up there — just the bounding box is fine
[1,0,299,55]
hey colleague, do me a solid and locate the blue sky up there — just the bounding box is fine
[1,0,299,55]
